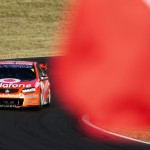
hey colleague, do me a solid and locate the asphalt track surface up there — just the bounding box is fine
[0,57,149,150]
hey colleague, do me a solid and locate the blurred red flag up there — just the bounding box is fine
[55,0,150,133]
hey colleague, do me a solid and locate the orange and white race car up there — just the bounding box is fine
[0,61,51,108]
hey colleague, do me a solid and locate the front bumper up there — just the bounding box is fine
[0,93,40,108]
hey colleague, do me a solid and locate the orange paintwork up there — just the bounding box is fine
[0,61,50,108]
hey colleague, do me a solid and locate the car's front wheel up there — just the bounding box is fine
[35,90,43,110]
[32,90,43,110]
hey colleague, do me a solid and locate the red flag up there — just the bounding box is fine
[55,0,150,138]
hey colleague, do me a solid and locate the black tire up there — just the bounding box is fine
[33,90,43,110]
[45,89,51,106]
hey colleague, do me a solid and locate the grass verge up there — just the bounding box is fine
[0,0,69,59]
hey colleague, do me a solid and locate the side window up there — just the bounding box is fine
[37,64,44,77]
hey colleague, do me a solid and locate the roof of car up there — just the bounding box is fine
[0,61,37,65]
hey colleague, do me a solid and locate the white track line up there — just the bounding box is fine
[143,0,150,8]
[82,115,150,145]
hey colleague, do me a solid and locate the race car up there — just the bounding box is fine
[0,61,51,108]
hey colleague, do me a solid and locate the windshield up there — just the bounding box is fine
[0,64,36,81]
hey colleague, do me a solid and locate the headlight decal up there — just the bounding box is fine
[22,88,36,93]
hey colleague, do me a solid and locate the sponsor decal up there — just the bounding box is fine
[0,105,16,108]
[0,93,24,98]
[26,100,38,104]
[0,83,31,88]
[25,94,39,99]
[0,79,31,88]
[3,100,14,105]
[0,78,20,83]
[0,64,33,68]
[22,88,36,93]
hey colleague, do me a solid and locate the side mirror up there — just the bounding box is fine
[40,63,47,71]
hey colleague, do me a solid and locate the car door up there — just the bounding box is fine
[36,63,50,102]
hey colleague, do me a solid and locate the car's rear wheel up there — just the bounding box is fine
[40,90,44,106]
[45,89,51,106]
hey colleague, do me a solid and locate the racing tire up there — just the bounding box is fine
[45,89,51,107]
[33,90,43,110]
[39,90,43,108]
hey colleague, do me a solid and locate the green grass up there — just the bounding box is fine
[0,0,68,59]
